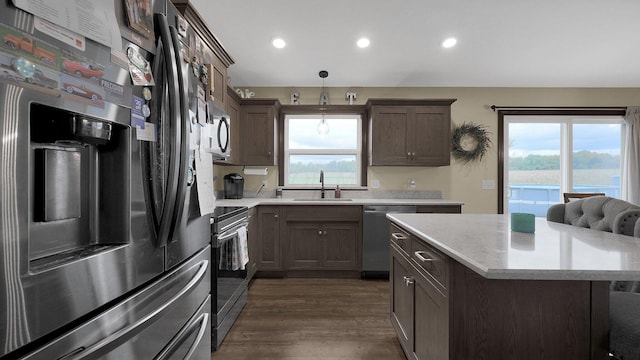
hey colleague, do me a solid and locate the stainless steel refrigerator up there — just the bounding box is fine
[0,0,213,358]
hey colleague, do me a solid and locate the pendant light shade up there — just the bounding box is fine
[317,70,329,136]
[317,116,329,135]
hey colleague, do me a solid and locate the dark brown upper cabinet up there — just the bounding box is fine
[239,99,281,166]
[366,99,456,166]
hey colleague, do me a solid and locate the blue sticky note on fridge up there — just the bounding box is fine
[131,95,145,129]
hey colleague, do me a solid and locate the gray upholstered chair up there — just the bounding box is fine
[546,196,640,360]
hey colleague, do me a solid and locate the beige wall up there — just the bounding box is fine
[215,87,640,213]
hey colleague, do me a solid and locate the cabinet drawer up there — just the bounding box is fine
[411,237,448,290]
[285,206,360,221]
[390,223,411,256]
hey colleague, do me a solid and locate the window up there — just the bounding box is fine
[284,114,362,187]
[501,112,624,216]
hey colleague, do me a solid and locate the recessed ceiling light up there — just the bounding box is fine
[442,37,457,48]
[356,37,370,48]
[272,37,286,49]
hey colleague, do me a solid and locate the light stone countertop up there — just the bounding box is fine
[387,213,640,281]
[212,197,464,208]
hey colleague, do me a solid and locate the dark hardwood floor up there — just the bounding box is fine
[212,278,406,360]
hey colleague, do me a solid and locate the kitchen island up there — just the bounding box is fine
[387,214,640,360]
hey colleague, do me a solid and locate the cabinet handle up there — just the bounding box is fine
[411,152,416,158]
[318,230,323,235]
[403,276,414,286]
[323,230,327,235]
[274,214,278,218]
[407,152,411,159]
[414,251,435,263]
[391,233,408,242]
[268,151,272,156]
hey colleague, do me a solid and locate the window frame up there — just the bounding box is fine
[497,109,626,214]
[278,105,368,188]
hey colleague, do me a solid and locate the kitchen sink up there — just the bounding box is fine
[293,198,352,201]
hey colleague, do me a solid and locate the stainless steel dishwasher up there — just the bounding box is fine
[362,205,417,278]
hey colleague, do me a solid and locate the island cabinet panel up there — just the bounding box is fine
[257,206,282,271]
[239,99,280,166]
[390,245,414,355]
[448,264,595,360]
[391,242,449,360]
[367,99,456,166]
[389,221,609,360]
[414,269,448,360]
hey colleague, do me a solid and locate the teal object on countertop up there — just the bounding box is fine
[511,213,535,233]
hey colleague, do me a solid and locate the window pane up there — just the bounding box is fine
[572,123,621,197]
[508,123,561,216]
[288,117,358,150]
[288,155,357,185]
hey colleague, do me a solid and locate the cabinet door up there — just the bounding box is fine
[370,106,410,165]
[224,87,241,164]
[257,206,281,270]
[390,244,414,356]
[210,54,227,111]
[240,105,275,165]
[413,269,448,360]
[247,207,258,280]
[411,106,450,165]
[324,222,359,270]
[288,222,322,269]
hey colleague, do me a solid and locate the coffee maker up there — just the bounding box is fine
[223,173,244,199]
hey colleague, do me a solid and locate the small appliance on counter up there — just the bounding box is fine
[224,173,244,199]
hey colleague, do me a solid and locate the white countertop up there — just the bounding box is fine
[213,198,464,208]
[387,213,640,281]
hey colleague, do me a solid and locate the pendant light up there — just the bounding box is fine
[317,70,330,136]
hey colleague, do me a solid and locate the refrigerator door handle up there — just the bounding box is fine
[59,260,209,360]
[153,13,182,247]
[153,311,209,360]
[165,25,190,243]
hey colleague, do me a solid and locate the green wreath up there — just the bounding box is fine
[451,122,492,163]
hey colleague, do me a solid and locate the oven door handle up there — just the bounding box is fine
[216,222,248,246]
[219,218,249,234]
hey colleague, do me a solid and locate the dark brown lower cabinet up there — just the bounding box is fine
[287,222,322,269]
[286,206,361,272]
[255,205,362,277]
[246,206,258,280]
[257,206,282,271]
[391,242,448,360]
[288,221,359,270]
[391,245,414,352]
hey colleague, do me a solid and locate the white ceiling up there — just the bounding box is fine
[190,0,640,88]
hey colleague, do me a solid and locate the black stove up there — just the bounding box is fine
[210,205,249,350]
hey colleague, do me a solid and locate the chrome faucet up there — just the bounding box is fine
[319,169,325,198]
